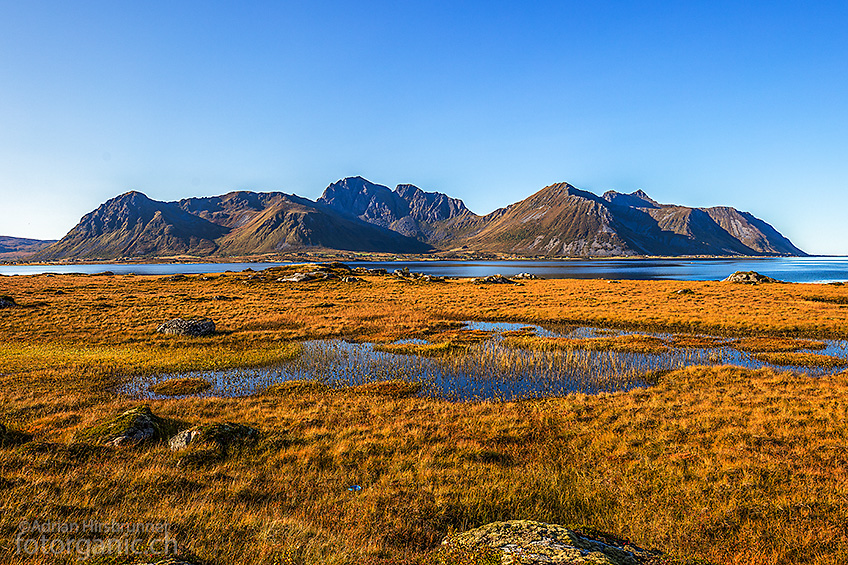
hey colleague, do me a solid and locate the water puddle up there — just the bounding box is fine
[120,322,848,402]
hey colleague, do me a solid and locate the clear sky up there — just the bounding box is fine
[2,1,847,254]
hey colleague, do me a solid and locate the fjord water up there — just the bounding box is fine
[3,256,848,282]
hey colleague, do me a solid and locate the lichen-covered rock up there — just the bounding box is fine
[0,295,17,308]
[77,405,178,447]
[156,317,215,336]
[514,272,539,280]
[444,520,663,565]
[169,422,259,452]
[722,271,781,284]
[277,272,316,282]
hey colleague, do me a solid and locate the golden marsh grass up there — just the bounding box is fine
[2,270,848,564]
[502,334,669,355]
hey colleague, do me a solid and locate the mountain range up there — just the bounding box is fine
[29,177,805,260]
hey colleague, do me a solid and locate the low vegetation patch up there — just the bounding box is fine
[343,379,424,397]
[735,336,828,353]
[428,328,493,344]
[753,352,848,368]
[670,335,736,349]
[262,379,332,395]
[150,376,213,396]
[503,334,669,355]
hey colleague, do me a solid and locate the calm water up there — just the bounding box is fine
[2,256,848,282]
[121,322,848,402]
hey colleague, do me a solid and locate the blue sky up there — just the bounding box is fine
[2,1,847,254]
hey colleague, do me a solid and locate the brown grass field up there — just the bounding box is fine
[2,268,848,564]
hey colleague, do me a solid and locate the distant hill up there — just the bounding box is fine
[33,177,804,260]
[0,236,57,259]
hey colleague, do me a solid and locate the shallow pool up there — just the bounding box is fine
[119,322,848,402]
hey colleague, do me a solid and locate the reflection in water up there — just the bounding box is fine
[120,322,848,402]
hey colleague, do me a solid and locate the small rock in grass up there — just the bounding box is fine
[0,296,17,309]
[156,317,215,336]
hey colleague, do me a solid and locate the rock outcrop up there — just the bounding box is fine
[443,520,664,565]
[77,405,178,447]
[473,274,516,284]
[722,271,782,284]
[0,296,17,308]
[156,318,216,336]
[169,422,259,452]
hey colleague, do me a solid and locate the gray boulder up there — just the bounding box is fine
[156,318,215,336]
[0,296,17,308]
[277,272,315,282]
[443,520,663,565]
[169,428,203,450]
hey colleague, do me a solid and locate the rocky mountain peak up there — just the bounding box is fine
[318,177,409,228]
[603,189,659,209]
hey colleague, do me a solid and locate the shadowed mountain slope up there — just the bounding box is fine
[36,188,431,260]
[317,177,474,243]
[35,191,228,259]
[441,184,805,257]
